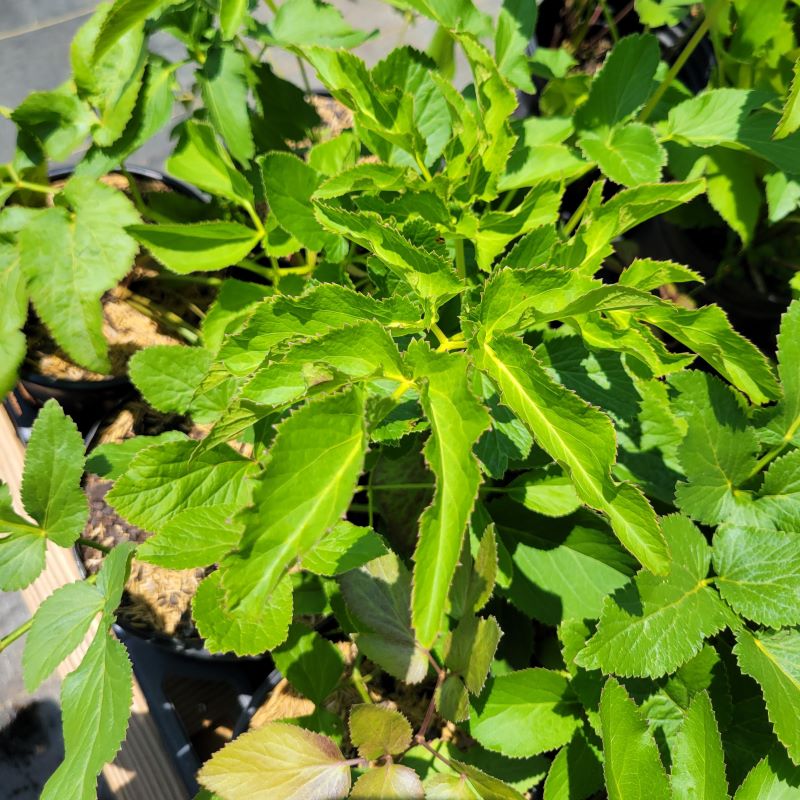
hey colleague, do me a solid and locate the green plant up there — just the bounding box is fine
[2,1,800,799]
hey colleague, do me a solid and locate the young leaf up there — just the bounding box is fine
[21,400,87,546]
[127,221,261,273]
[106,439,254,533]
[93,0,172,60]
[407,343,490,648]
[574,34,660,129]
[199,42,254,164]
[128,345,212,414]
[301,521,388,576]
[220,388,366,619]
[599,677,671,800]
[198,722,351,800]
[579,123,666,187]
[18,176,140,372]
[577,516,729,679]
[40,632,133,800]
[350,765,424,799]
[22,581,103,693]
[670,691,729,800]
[480,334,669,574]
[273,624,344,705]
[339,553,428,684]
[734,627,800,764]
[166,120,254,207]
[349,704,413,760]
[713,526,800,627]
[470,668,583,758]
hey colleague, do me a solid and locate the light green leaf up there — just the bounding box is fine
[219,0,247,39]
[444,614,501,695]
[136,505,242,569]
[23,581,103,692]
[757,449,800,529]
[671,690,729,799]
[577,516,729,678]
[273,624,344,705]
[351,765,424,799]
[619,258,703,290]
[574,34,660,129]
[543,730,604,800]
[40,632,133,800]
[127,221,261,273]
[198,722,351,800]
[106,439,254,533]
[494,0,537,92]
[480,334,668,574]
[775,58,800,140]
[734,748,800,800]
[764,171,800,223]
[579,122,666,186]
[21,400,87,545]
[407,343,489,648]
[128,345,211,414]
[301,521,387,576]
[0,486,45,591]
[18,176,140,372]
[315,201,462,304]
[349,704,413,760]
[339,553,428,684]
[704,148,761,244]
[713,526,800,628]
[94,0,173,60]
[507,469,582,517]
[269,0,374,48]
[220,388,366,618]
[760,300,800,446]
[639,303,779,405]
[634,0,692,27]
[471,668,582,757]
[600,677,671,800]
[193,570,293,656]
[85,431,186,480]
[425,773,478,799]
[167,120,254,206]
[201,279,271,356]
[735,627,800,764]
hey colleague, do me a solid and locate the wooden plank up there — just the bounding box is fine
[0,407,189,800]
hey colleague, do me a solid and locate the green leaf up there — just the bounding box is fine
[40,632,133,800]
[577,516,729,678]
[96,540,136,615]
[507,469,582,517]
[774,58,800,140]
[85,431,186,480]
[106,439,254,533]
[136,505,242,568]
[634,0,692,27]
[339,553,428,684]
[671,690,729,800]
[494,0,537,92]
[0,485,45,591]
[703,148,761,244]
[201,279,271,356]
[167,120,254,206]
[21,400,87,545]
[639,303,779,405]
[349,704,413,760]
[543,730,604,800]
[480,334,668,574]
[94,0,173,60]
[444,614,501,695]
[198,722,351,800]
[599,677,671,800]
[220,389,366,618]
[579,123,666,187]
[301,521,388,576]
[619,258,703,290]
[127,221,261,273]
[351,764,423,798]
[128,345,211,414]
[713,526,800,628]
[471,668,582,757]
[734,748,800,800]
[407,343,490,648]
[273,624,344,705]
[261,152,337,252]
[23,581,103,692]
[18,176,140,372]
[757,449,800,529]
[219,0,247,39]
[269,0,374,48]
[735,627,800,764]
[760,300,800,446]
[315,201,462,304]
[574,34,660,129]
[193,570,293,655]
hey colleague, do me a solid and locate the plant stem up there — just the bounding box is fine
[597,0,619,42]
[121,165,149,220]
[563,194,588,237]
[497,188,518,212]
[431,322,451,349]
[15,180,56,195]
[744,416,800,481]
[351,656,373,704]
[416,738,462,773]
[244,202,265,235]
[123,294,200,344]
[454,238,466,280]
[414,154,434,181]
[416,668,446,741]
[639,1,722,123]
[77,536,112,554]
[0,618,32,653]
[236,259,274,281]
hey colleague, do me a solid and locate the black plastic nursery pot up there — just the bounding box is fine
[3,165,207,442]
